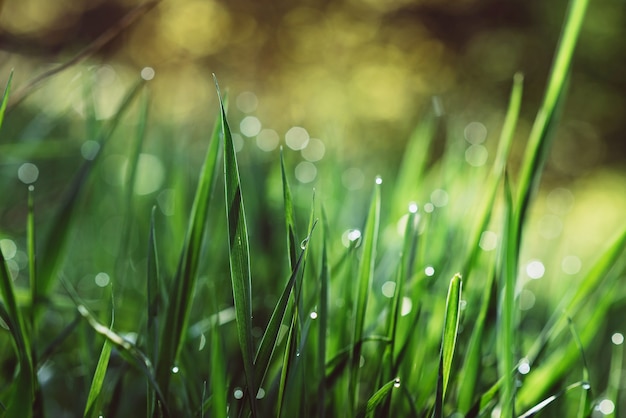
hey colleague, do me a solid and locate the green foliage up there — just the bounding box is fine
[0,1,624,417]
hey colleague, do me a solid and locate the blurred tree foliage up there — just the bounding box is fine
[0,0,624,174]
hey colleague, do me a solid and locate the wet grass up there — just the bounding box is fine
[1,0,625,416]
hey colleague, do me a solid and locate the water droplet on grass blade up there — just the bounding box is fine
[309,311,318,319]
[393,377,401,388]
[234,388,244,399]
[582,382,591,390]
[300,237,309,250]
[172,366,179,374]
[375,175,383,185]
[611,333,624,345]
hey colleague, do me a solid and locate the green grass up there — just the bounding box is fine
[1,0,624,416]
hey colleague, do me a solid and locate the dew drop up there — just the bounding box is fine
[234,388,244,399]
[611,333,624,345]
[393,377,401,388]
[171,366,179,374]
[300,238,309,250]
[309,311,318,320]
[375,176,383,185]
[582,382,591,390]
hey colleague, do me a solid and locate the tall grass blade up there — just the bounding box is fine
[27,186,37,331]
[0,69,12,131]
[280,148,298,270]
[146,206,160,417]
[37,80,144,305]
[155,85,222,399]
[84,315,114,418]
[215,76,257,416]
[349,177,381,413]
[432,273,462,418]
[515,0,589,231]
[498,172,517,417]
[208,291,228,418]
[317,206,330,418]
[0,246,34,418]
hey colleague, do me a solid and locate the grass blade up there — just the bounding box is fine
[515,0,589,231]
[0,245,34,418]
[215,76,257,416]
[356,378,400,418]
[281,148,298,270]
[349,177,382,413]
[77,304,169,417]
[498,172,518,417]
[0,69,12,131]
[84,316,114,418]
[154,84,222,399]
[432,273,462,418]
[605,333,623,418]
[317,206,331,418]
[517,381,589,418]
[146,206,160,417]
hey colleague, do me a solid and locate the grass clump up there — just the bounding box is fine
[1,0,625,417]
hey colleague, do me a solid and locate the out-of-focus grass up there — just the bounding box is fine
[0,0,625,417]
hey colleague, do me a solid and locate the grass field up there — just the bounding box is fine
[1,0,625,416]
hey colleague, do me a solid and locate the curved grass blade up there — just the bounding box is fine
[208,290,228,418]
[349,177,381,413]
[37,79,144,305]
[155,85,223,399]
[356,377,400,418]
[432,273,462,418]
[0,69,12,131]
[214,76,257,416]
[0,246,35,418]
[515,0,589,233]
[77,304,170,417]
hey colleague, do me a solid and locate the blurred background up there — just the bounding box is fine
[1,0,625,275]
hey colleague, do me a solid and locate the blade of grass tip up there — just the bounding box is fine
[146,206,160,417]
[0,69,13,131]
[349,176,382,413]
[462,73,523,284]
[214,75,257,416]
[431,273,462,418]
[605,332,623,418]
[154,85,222,399]
[318,205,330,418]
[281,148,298,270]
[84,302,114,418]
[37,79,144,307]
[515,0,589,233]
[356,378,401,418]
[0,245,35,418]
[498,171,517,418]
